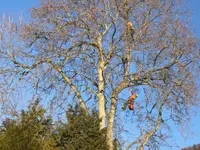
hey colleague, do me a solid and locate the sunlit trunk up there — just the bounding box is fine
[107,96,117,150]
[98,62,106,129]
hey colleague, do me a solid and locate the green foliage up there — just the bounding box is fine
[56,105,109,150]
[0,103,119,150]
[0,100,58,150]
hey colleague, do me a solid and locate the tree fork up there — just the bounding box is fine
[107,81,130,149]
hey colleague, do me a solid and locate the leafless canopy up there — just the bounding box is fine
[0,0,199,149]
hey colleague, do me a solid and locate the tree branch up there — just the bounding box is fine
[9,56,88,114]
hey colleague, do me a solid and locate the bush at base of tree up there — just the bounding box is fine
[0,101,119,150]
[55,105,109,150]
[0,100,58,150]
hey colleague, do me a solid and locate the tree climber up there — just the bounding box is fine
[127,21,135,38]
[122,91,138,111]
[128,91,138,110]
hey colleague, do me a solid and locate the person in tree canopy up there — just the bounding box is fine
[128,91,138,110]
[122,91,138,111]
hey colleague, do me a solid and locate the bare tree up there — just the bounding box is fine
[182,144,200,150]
[0,0,199,149]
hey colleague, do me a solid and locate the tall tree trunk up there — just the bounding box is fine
[107,96,117,150]
[107,81,129,149]
[97,37,106,129]
[98,63,106,129]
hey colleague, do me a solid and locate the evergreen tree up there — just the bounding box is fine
[0,102,120,150]
[55,105,109,150]
[0,100,58,150]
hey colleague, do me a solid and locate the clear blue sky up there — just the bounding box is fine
[0,0,199,149]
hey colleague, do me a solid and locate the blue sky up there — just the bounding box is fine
[0,0,199,149]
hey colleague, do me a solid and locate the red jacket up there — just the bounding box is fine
[128,92,138,110]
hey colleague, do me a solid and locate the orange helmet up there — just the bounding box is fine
[127,21,133,27]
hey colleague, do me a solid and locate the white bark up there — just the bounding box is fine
[107,81,130,150]
[107,96,117,150]
[97,38,106,129]
[98,61,106,129]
